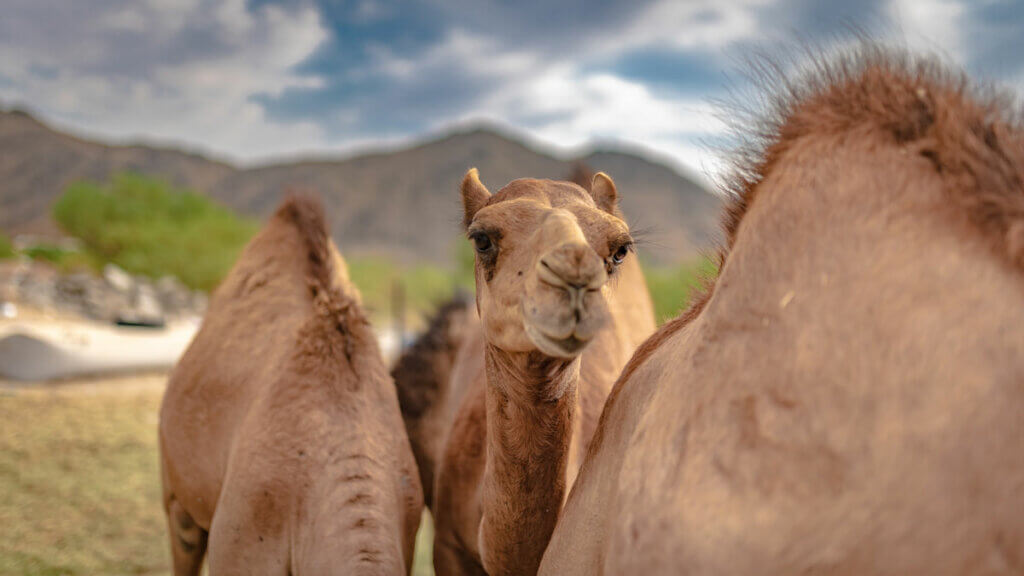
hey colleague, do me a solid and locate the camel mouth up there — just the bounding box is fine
[523,322,592,358]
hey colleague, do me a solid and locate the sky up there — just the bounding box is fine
[2,0,1023,181]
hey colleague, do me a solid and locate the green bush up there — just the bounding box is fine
[642,256,718,324]
[0,231,16,259]
[52,173,257,291]
[346,254,472,328]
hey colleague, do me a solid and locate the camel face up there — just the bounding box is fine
[461,169,633,358]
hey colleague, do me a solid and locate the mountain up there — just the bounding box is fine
[0,109,723,265]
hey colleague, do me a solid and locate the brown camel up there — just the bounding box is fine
[392,295,476,508]
[540,48,1024,574]
[159,196,423,575]
[426,170,655,575]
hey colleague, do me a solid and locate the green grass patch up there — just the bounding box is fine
[642,255,718,324]
[0,231,14,259]
[0,384,169,575]
[347,254,473,329]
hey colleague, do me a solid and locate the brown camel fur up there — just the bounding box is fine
[540,47,1024,575]
[430,170,656,575]
[159,196,423,575]
[392,295,476,508]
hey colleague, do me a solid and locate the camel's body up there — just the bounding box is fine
[540,51,1024,574]
[159,197,423,575]
[416,173,655,575]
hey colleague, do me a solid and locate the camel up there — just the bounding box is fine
[392,295,476,508]
[418,170,655,575]
[159,195,423,575]
[539,47,1024,574]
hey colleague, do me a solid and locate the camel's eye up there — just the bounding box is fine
[471,232,493,253]
[611,243,631,265]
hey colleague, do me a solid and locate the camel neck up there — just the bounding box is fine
[478,343,580,576]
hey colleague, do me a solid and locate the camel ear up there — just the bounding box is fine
[461,168,491,228]
[590,172,618,213]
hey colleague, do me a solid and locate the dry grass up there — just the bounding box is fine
[0,374,434,576]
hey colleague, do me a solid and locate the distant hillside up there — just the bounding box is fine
[0,110,722,264]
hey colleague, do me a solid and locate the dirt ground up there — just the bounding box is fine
[0,372,434,576]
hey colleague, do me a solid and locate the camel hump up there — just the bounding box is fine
[271,192,335,294]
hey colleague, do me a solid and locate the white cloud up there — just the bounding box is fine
[440,55,728,181]
[0,0,330,163]
[597,0,770,56]
[367,28,538,83]
[887,0,968,64]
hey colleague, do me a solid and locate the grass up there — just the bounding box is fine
[0,379,168,575]
[643,255,718,324]
[0,231,14,259]
[346,255,473,330]
[0,378,435,576]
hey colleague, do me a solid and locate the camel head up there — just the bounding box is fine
[460,168,633,359]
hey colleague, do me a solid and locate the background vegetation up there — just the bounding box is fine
[0,231,14,259]
[52,173,258,291]
[644,255,717,323]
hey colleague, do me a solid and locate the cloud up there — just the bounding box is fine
[0,0,330,162]
[254,0,748,175]
[887,0,967,64]
[442,53,728,179]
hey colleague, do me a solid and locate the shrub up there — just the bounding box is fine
[52,173,257,291]
[642,256,718,324]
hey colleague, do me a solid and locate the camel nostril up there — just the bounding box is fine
[538,243,607,291]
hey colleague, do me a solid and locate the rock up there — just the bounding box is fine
[17,265,58,310]
[4,259,203,323]
[155,275,193,316]
[103,263,135,295]
[135,283,164,319]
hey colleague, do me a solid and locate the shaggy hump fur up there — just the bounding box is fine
[620,46,1024,384]
[275,193,371,367]
[275,193,335,296]
[722,45,1024,267]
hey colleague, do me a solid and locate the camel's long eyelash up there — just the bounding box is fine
[467,227,501,244]
[605,238,634,277]
[467,227,501,281]
[607,234,635,257]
